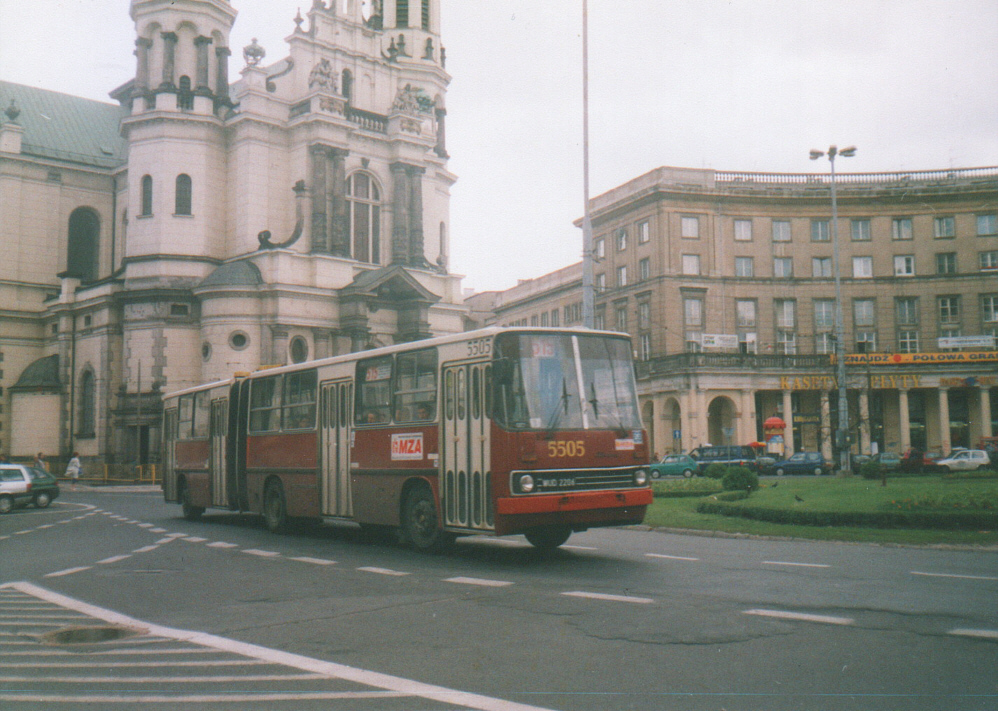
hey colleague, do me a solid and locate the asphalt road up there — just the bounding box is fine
[2,487,996,711]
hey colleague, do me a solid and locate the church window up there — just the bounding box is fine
[397,0,410,27]
[67,207,100,282]
[178,76,193,110]
[290,337,309,364]
[78,369,96,438]
[342,69,353,103]
[347,172,382,264]
[141,175,153,216]
[421,0,430,30]
[175,174,192,215]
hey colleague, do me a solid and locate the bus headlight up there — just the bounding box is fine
[518,474,535,493]
[634,468,649,486]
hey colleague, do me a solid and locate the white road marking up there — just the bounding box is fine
[148,528,167,533]
[289,556,336,565]
[154,538,176,545]
[137,523,154,528]
[445,577,513,587]
[948,628,998,640]
[43,567,92,578]
[0,659,268,668]
[561,545,598,551]
[36,524,55,529]
[0,691,410,703]
[0,673,326,683]
[646,553,699,561]
[97,555,133,565]
[181,536,207,543]
[911,571,998,582]
[242,549,280,558]
[1,581,558,711]
[164,533,187,538]
[561,591,654,604]
[743,609,854,625]
[132,545,159,553]
[206,541,239,549]
[762,561,830,568]
[358,566,410,576]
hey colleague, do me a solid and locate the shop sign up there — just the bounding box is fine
[939,375,998,388]
[938,336,996,349]
[836,351,998,365]
[701,334,739,350]
[794,414,821,425]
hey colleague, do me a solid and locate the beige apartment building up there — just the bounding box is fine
[468,166,998,460]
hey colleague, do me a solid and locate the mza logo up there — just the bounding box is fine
[391,433,424,461]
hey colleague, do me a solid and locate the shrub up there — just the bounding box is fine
[859,460,883,480]
[653,477,723,498]
[722,465,759,492]
[704,463,727,480]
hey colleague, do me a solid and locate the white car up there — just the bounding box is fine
[934,449,991,472]
[0,465,31,514]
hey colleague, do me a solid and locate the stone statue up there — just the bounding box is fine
[308,58,337,91]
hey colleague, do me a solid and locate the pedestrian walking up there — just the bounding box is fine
[34,452,48,471]
[66,452,81,490]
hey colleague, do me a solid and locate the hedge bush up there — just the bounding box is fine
[859,460,883,480]
[722,465,759,492]
[695,500,997,530]
[704,463,727,480]
[652,478,723,498]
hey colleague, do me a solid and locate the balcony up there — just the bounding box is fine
[635,352,832,379]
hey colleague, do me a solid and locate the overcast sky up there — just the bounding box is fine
[2,0,996,292]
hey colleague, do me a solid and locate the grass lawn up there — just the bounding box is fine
[645,475,998,546]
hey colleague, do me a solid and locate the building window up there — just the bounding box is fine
[898,330,919,353]
[981,294,998,326]
[938,295,961,325]
[894,255,915,276]
[289,336,309,364]
[772,220,791,242]
[736,299,756,328]
[776,330,797,355]
[528,315,537,326]
[682,254,700,276]
[981,251,998,271]
[347,172,382,264]
[856,331,877,352]
[396,0,410,26]
[734,219,752,241]
[851,219,871,241]
[616,265,628,287]
[615,303,627,331]
[140,175,153,216]
[175,174,192,215]
[852,256,873,278]
[896,297,919,327]
[814,299,835,331]
[854,299,875,329]
[540,311,549,327]
[812,257,831,278]
[639,257,650,281]
[775,299,796,353]
[638,301,651,329]
[564,302,582,324]
[639,333,651,361]
[595,238,605,258]
[681,216,699,238]
[67,207,100,283]
[815,332,834,354]
[550,309,560,327]
[934,216,956,238]
[978,214,998,236]
[421,0,430,30]
[810,220,830,242]
[773,257,793,278]
[735,257,754,277]
[78,369,96,438]
[593,308,605,330]
[936,252,957,274]
[637,221,650,243]
[616,228,627,251]
[892,217,913,241]
[229,331,250,350]
[595,273,605,292]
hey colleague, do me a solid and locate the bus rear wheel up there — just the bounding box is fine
[525,525,572,550]
[263,481,289,534]
[401,487,453,553]
[179,481,204,521]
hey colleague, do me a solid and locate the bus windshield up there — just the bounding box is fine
[492,332,642,432]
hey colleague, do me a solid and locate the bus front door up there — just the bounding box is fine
[163,408,178,501]
[442,363,494,532]
[210,399,228,508]
[320,380,353,518]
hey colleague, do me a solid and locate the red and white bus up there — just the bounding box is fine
[162,327,652,550]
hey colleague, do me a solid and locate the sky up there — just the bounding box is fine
[2,0,997,293]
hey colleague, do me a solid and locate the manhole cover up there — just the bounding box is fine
[40,625,145,645]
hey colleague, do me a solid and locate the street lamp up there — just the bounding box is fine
[810,145,856,475]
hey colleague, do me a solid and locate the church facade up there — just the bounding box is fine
[0,0,465,470]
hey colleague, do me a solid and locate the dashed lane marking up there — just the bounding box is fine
[206,541,239,549]
[181,536,208,543]
[43,567,92,578]
[743,609,854,625]
[561,591,654,604]
[357,566,410,576]
[445,577,513,587]
[132,545,160,553]
[762,561,831,568]
[97,555,133,565]
[560,544,598,551]
[911,571,998,582]
[948,628,998,640]
[243,549,281,558]
[290,556,336,565]
[645,553,699,561]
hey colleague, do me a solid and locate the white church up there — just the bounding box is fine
[0,0,465,470]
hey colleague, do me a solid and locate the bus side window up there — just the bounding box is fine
[283,370,317,430]
[356,356,393,425]
[393,348,437,423]
[192,390,211,439]
[249,376,282,432]
[178,395,194,439]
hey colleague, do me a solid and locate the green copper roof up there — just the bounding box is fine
[0,81,127,169]
[11,354,60,391]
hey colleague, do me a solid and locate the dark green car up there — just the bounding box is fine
[649,454,699,479]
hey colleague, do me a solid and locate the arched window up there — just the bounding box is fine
[140,175,153,216]
[341,69,353,103]
[178,75,193,110]
[67,208,100,282]
[78,369,96,438]
[347,172,381,264]
[175,174,192,215]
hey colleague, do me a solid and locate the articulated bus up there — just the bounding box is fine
[162,327,652,550]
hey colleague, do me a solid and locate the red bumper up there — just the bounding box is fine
[497,487,652,515]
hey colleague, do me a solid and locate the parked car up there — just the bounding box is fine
[0,464,60,513]
[934,449,992,472]
[870,452,902,472]
[755,455,778,475]
[900,449,940,474]
[688,445,758,473]
[649,454,699,479]
[773,451,832,476]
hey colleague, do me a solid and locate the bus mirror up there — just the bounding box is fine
[493,358,513,385]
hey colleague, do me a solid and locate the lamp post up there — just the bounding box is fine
[581,0,595,328]
[810,145,856,475]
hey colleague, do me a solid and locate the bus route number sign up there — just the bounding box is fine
[467,338,491,357]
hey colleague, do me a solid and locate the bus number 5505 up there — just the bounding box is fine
[548,440,585,457]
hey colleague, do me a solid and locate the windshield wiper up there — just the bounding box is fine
[544,377,571,432]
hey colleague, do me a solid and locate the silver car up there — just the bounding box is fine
[0,464,31,514]
[935,449,991,472]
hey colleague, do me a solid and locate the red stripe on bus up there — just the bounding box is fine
[495,488,652,515]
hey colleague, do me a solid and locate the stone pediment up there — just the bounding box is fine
[342,265,439,303]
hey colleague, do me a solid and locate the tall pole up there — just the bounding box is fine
[580,0,595,328]
[812,145,856,475]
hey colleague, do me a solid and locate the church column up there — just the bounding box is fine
[820,391,832,460]
[859,390,871,454]
[390,162,410,265]
[434,107,448,157]
[194,36,213,93]
[407,165,426,267]
[135,37,153,91]
[937,387,951,454]
[310,146,330,252]
[782,389,794,456]
[898,388,911,453]
[215,46,231,102]
[738,389,754,446]
[329,148,349,257]
[679,391,693,453]
[160,32,178,89]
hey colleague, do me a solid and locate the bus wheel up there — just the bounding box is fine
[179,482,204,521]
[525,525,572,550]
[263,481,289,534]
[401,487,452,552]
